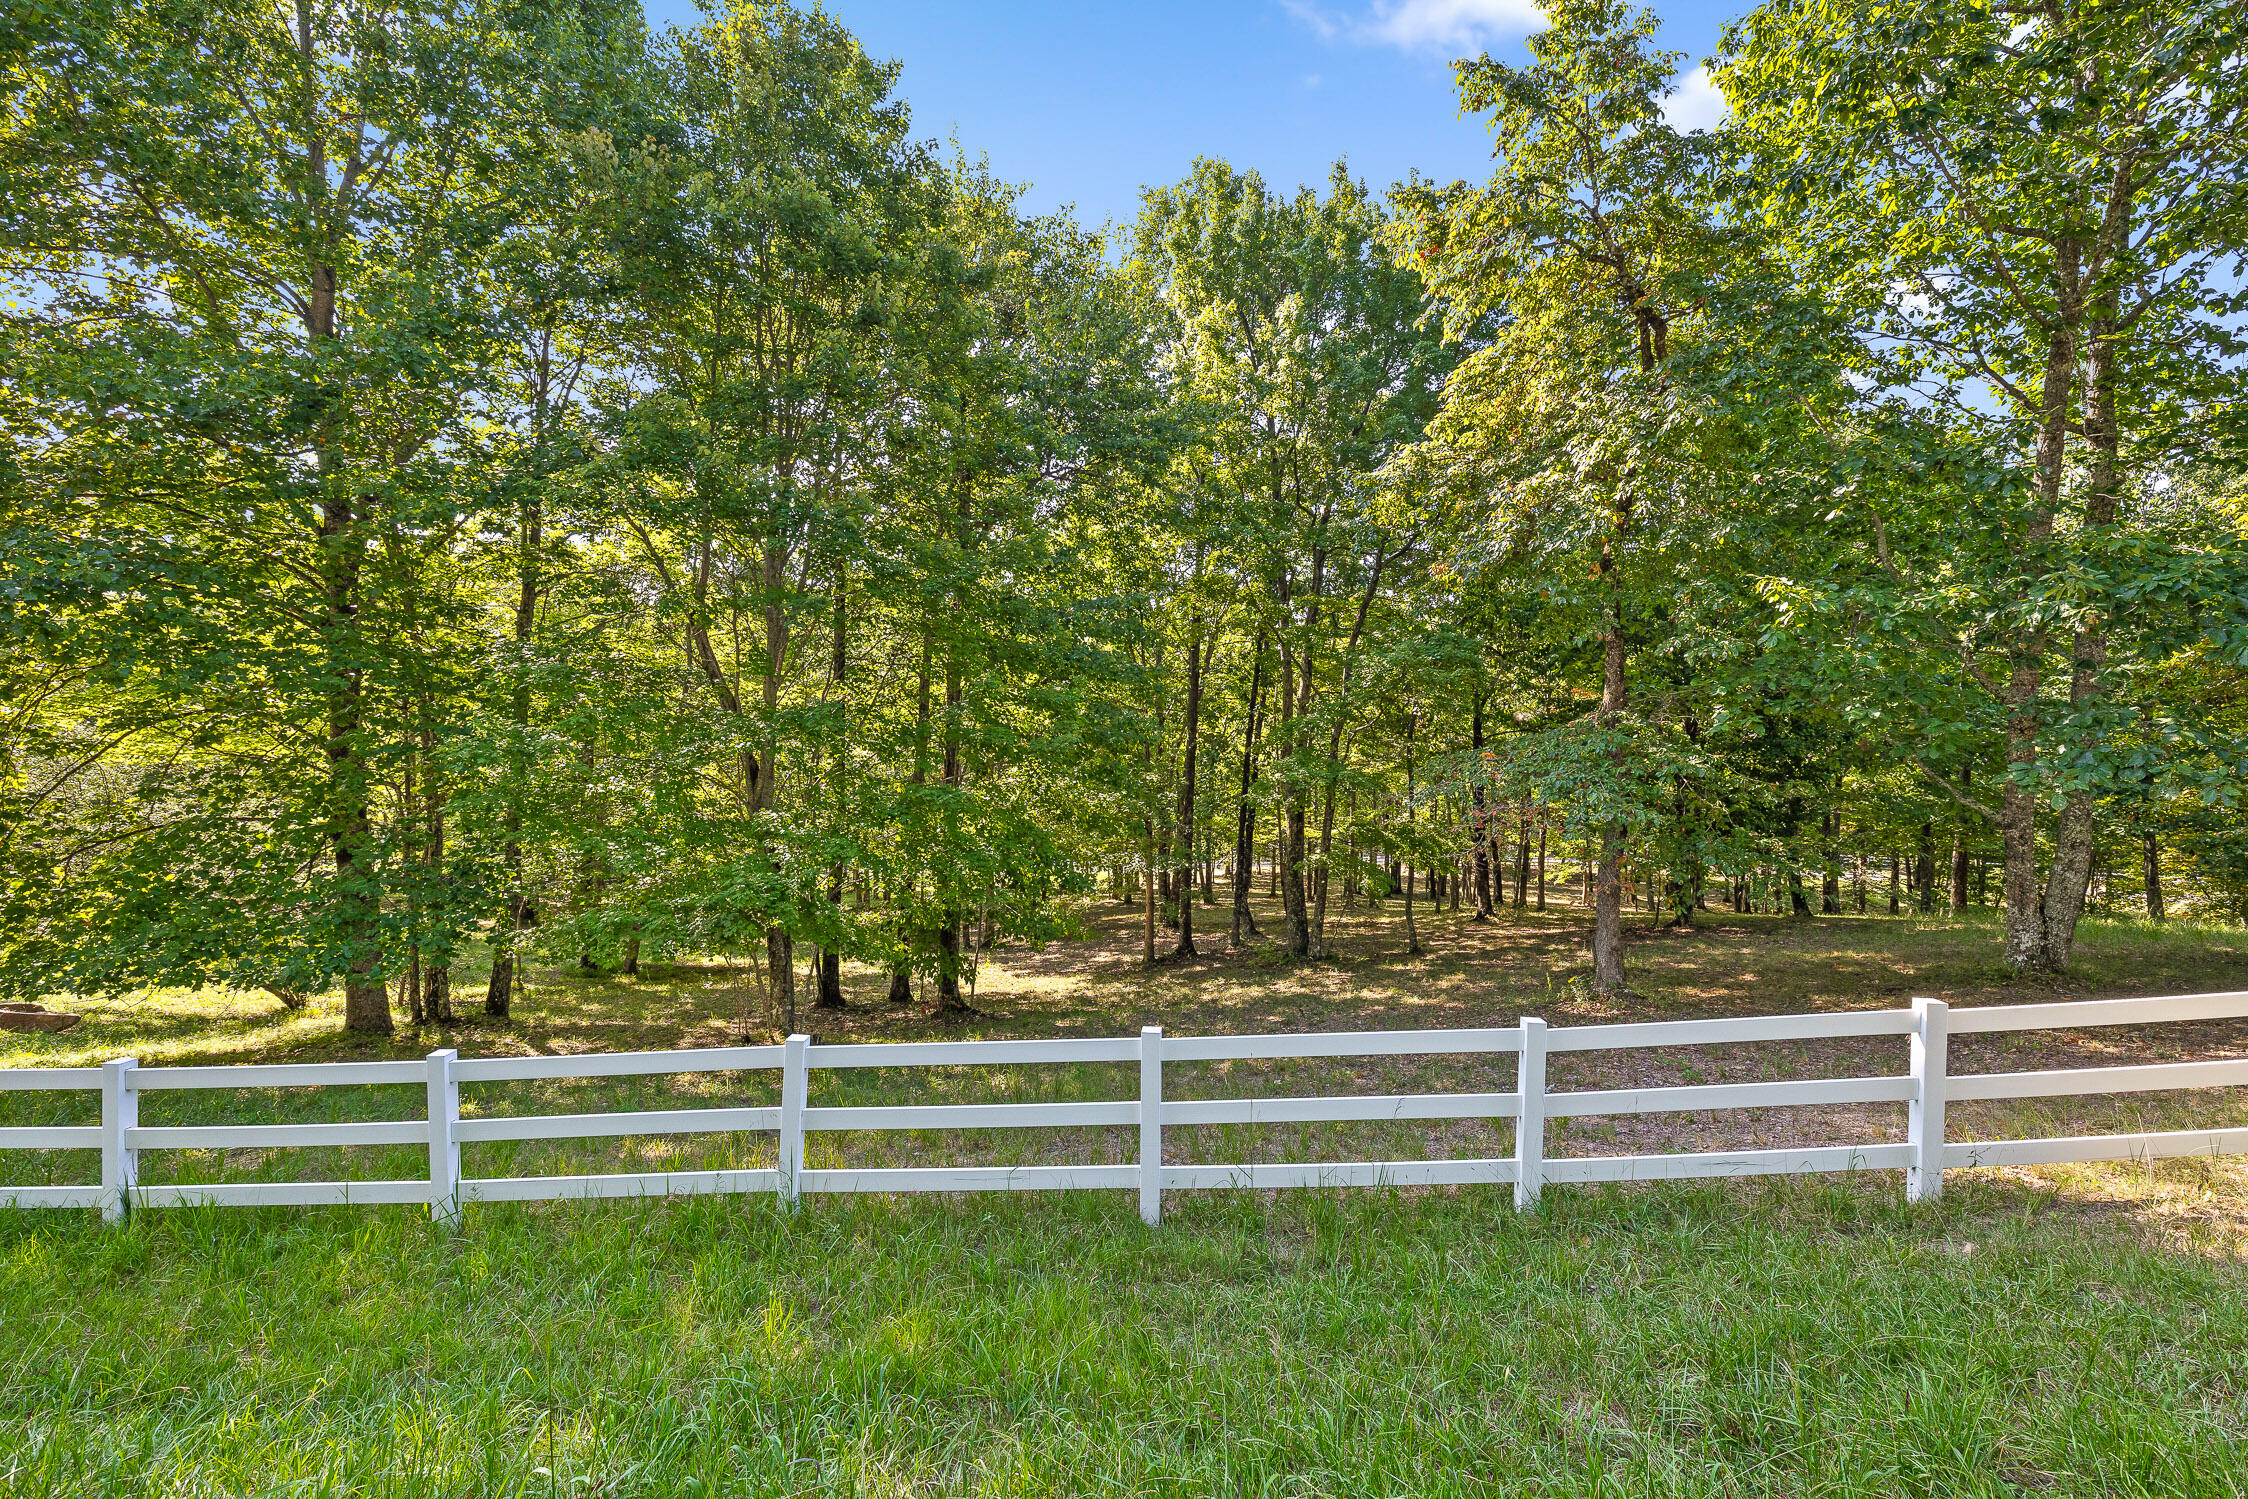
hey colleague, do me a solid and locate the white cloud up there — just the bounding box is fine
[1281,0,1545,53]
[1661,64,1728,134]
[1278,0,1342,42]
[1363,0,1544,50]
[1303,73,1325,89]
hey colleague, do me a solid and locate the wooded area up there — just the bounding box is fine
[4,0,2245,1034]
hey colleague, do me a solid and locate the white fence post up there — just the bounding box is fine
[1907,997,1949,1203]
[1139,1025,1163,1226]
[100,1057,138,1225]
[778,1033,808,1210]
[426,1049,461,1227]
[1515,1018,1546,1211]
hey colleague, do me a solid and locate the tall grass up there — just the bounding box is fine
[4,1176,2245,1496]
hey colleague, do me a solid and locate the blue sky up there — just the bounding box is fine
[640,1,1738,232]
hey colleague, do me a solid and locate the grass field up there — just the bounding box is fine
[4,898,2247,1494]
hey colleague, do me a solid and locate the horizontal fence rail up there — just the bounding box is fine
[1,992,2243,1224]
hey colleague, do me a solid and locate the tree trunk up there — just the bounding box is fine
[1999,700,2048,964]
[1592,823,1627,992]
[1665,859,1700,929]
[2035,295,2119,971]
[1997,293,2079,971]
[1535,825,1546,911]
[1914,821,1936,913]
[905,637,941,1007]
[1820,809,1841,914]
[486,341,555,1023]
[1276,623,1311,958]
[759,540,796,1018]
[1343,799,1358,910]
[767,926,795,1034]
[933,659,969,1012]
[1469,696,1494,920]
[1143,821,1158,966]
[934,920,963,1012]
[817,566,848,1009]
[2039,794,2098,969]
[816,924,843,1008]
[314,454,389,1032]
[1402,712,1423,955]
[1309,774,1337,958]
[1173,611,1206,959]
[422,721,452,1023]
[425,961,450,1025]
[1590,619,1629,994]
[2143,832,2165,920]
[400,739,431,1028]
[323,485,390,1035]
[1305,553,1385,960]
[288,133,390,1036]
[1513,811,1530,909]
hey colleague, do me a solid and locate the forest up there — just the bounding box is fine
[3,0,2245,1036]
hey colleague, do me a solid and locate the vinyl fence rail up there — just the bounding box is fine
[3,992,2244,1226]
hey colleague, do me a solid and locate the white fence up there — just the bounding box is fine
[3,992,2246,1226]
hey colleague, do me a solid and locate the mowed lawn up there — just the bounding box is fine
[4,900,2247,1495]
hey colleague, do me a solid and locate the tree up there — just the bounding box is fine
[589,0,923,1021]
[0,0,641,1029]
[1722,0,2248,971]
[1396,0,1722,994]
[1134,159,1449,959]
